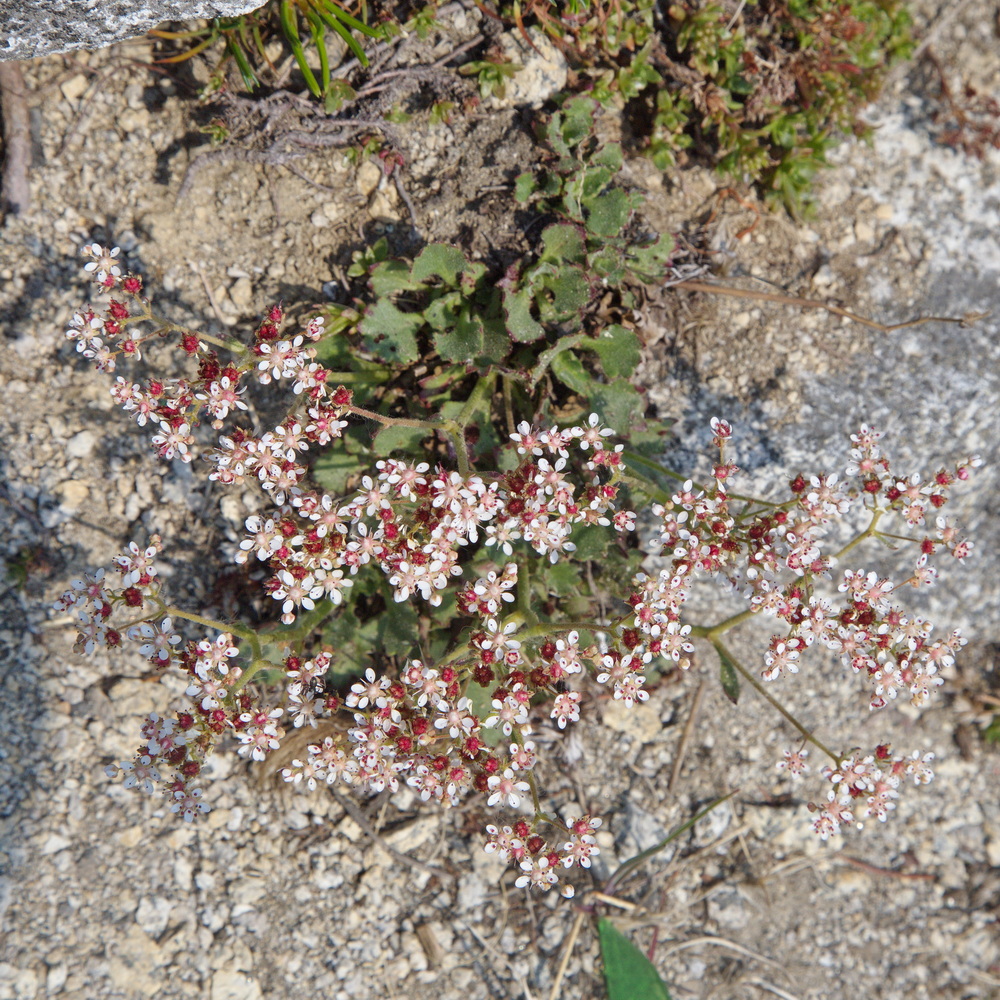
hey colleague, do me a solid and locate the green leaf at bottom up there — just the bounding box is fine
[598,918,672,1000]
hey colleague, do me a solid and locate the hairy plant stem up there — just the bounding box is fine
[603,791,736,897]
[711,636,840,763]
[682,509,887,764]
[622,449,778,507]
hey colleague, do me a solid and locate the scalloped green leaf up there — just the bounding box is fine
[360,299,423,363]
[598,918,672,1000]
[570,523,611,561]
[583,325,641,378]
[534,264,590,321]
[592,376,644,430]
[504,287,544,343]
[550,349,595,395]
[369,259,425,297]
[372,424,431,456]
[411,244,468,285]
[313,445,367,494]
[586,189,640,238]
[588,244,627,286]
[434,311,484,363]
[540,224,586,264]
[559,95,598,148]
[626,233,676,282]
[514,171,537,203]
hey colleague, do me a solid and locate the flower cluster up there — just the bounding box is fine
[61,244,982,895]
[810,745,936,839]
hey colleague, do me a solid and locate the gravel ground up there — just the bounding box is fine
[1,4,999,1000]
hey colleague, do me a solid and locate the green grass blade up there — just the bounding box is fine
[280,0,322,97]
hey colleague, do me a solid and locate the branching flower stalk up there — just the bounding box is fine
[60,244,981,895]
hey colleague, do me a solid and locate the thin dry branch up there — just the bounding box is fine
[0,60,31,216]
[673,279,988,332]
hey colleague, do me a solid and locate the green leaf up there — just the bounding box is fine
[372,424,430,456]
[532,263,590,321]
[598,918,672,1000]
[570,523,611,561]
[369,259,424,297]
[434,311,484,363]
[313,445,367,494]
[559,95,598,148]
[588,245,627,286]
[550,349,595,395]
[717,646,741,704]
[360,299,423,364]
[592,377,644,430]
[626,234,675,282]
[545,561,581,597]
[478,317,512,365]
[586,189,639,238]
[583,325,641,378]
[411,244,468,285]
[514,172,537,203]
[423,292,461,332]
[591,141,624,173]
[375,596,420,659]
[504,287,544,343]
[540,224,586,264]
[527,331,584,391]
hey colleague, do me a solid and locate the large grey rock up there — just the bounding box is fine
[0,1,265,63]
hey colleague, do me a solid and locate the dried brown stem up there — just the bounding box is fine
[673,279,986,332]
[0,60,31,216]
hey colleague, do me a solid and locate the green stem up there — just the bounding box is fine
[621,450,777,506]
[345,402,441,430]
[604,791,736,896]
[711,637,840,763]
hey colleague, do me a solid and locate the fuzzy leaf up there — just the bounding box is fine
[592,377,644,430]
[478,317,513,365]
[588,244,627,286]
[540,224,586,264]
[550,349,595,395]
[570,523,610,561]
[411,244,468,285]
[592,141,623,173]
[586,189,639,238]
[434,311,484,363]
[369,259,424,297]
[626,234,676,282]
[545,561,582,596]
[504,287,545,343]
[423,293,461,332]
[372,424,430,456]
[527,332,584,391]
[514,172,537,203]
[584,325,641,377]
[313,446,367,494]
[560,95,597,147]
[532,263,590,321]
[598,918,672,1000]
[360,299,423,363]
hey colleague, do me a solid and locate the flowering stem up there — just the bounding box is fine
[711,637,840,763]
[160,604,253,642]
[834,509,883,559]
[344,403,437,429]
[622,450,777,506]
[603,790,736,896]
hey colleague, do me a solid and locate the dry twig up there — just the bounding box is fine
[0,60,31,216]
[673,279,988,332]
